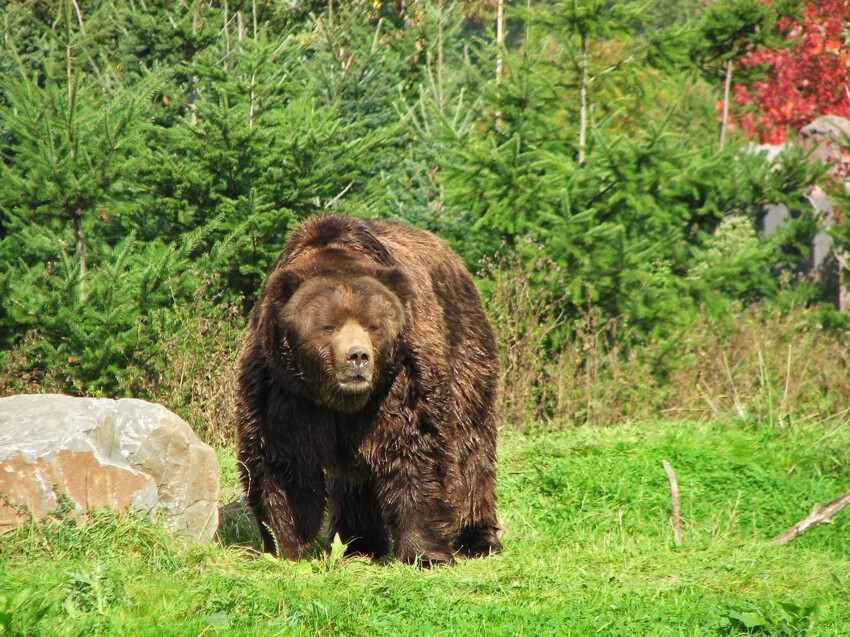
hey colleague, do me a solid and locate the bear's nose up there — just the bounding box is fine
[346,347,370,369]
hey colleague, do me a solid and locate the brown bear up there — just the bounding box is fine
[235,214,501,564]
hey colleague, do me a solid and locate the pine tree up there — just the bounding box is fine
[135,11,397,303]
[648,0,780,148]
[0,0,164,302]
[432,0,820,341]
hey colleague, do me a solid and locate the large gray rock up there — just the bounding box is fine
[0,394,219,543]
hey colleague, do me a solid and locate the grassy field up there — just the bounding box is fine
[2,418,849,636]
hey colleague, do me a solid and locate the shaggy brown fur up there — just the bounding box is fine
[236,214,500,564]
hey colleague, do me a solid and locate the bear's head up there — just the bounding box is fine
[259,261,412,413]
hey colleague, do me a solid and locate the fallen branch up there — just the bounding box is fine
[662,459,681,544]
[772,490,850,546]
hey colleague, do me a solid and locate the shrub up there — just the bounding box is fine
[0,278,243,446]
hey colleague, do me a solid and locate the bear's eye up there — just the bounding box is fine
[323,325,335,333]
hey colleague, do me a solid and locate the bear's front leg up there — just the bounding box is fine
[368,438,457,566]
[241,456,326,560]
[327,476,390,559]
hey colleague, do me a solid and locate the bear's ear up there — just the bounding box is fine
[264,268,305,307]
[375,267,412,304]
[257,269,305,351]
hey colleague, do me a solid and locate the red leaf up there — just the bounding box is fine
[728,0,850,143]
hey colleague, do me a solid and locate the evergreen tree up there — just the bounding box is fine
[135,12,396,303]
[648,0,791,147]
[0,0,164,303]
[433,0,819,341]
[0,0,840,395]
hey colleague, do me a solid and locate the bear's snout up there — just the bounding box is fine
[346,346,370,369]
[332,321,375,391]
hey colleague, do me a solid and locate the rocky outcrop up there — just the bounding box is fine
[0,394,219,543]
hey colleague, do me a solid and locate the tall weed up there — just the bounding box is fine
[483,257,657,428]
[483,261,850,429]
[664,304,850,426]
[0,330,69,396]
[4,260,848,438]
[117,287,243,444]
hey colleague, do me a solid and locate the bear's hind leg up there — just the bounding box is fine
[327,477,390,559]
[453,522,501,557]
[453,449,501,557]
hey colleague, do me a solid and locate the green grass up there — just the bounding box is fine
[2,419,849,636]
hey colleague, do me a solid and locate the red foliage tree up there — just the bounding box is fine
[731,0,850,144]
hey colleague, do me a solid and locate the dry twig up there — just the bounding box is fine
[662,459,681,544]
[772,490,850,546]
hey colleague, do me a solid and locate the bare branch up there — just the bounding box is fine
[585,55,636,86]
[719,58,733,150]
[772,490,850,546]
[662,459,681,544]
[323,181,355,209]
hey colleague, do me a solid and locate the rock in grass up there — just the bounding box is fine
[0,394,219,543]
[217,495,262,547]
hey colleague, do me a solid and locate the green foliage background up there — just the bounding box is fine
[0,0,844,402]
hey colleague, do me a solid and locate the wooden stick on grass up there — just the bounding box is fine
[662,459,681,544]
[772,490,850,546]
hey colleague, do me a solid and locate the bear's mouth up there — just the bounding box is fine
[336,373,372,392]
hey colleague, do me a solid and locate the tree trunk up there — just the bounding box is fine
[73,214,87,302]
[578,33,588,167]
[833,252,850,312]
[248,0,257,129]
[223,0,231,71]
[191,2,200,127]
[437,0,444,108]
[495,0,505,84]
[65,0,86,302]
[719,57,733,150]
